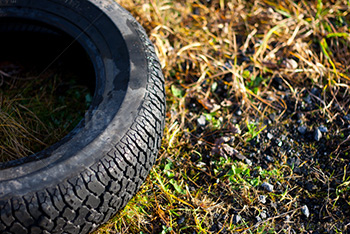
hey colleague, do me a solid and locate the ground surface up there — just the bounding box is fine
[96,0,350,233]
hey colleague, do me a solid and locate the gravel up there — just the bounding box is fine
[265,155,275,163]
[245,158,253,166]
[197,115,206,126]
[261,182,274,192]
[267,132,274,139]
[318,125,328,133]
[314,128,322,141]
[232,214,241,224]
[258,195,267,204]
[260,210,267,220]
[298,126,307,134]
[301,205,310,218]
[256,216,262,222]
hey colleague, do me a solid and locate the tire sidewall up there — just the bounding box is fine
[0,0,150,198]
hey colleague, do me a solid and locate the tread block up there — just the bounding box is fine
[109,149,128,172]
[46,188,65,212]
[12,197,35,227]
[99,192,114,213]
[86,209,103,223]
[38,216,54,232]
[126,180,137,194]
[118,141,138,166]
[100,156,124,180]
[80,222,93,234]
[36,191,60,220]
[10,222,28,234]
[70,177,88,201]
[63,221,79,234]
[55,217,66,232]
[85,195,101,209]
[73,206,90,226]
[62,207,76,221]
[23,195,41,220]
[101,208,115,224]
[125,165,135,178]
[0,200,15,227]
[59,183,83,210]
[30,226,42,233]
[90,164,110,186]
[109,196,122,210]
[81,170,105,196]
[108,180,121,194]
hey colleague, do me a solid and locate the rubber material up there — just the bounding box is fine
[0,0,165,233]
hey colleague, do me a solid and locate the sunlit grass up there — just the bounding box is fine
[97,0,350,233]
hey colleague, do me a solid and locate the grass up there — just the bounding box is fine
[95,0,350,233]
[1,0,349,233]
[0,64,91,162]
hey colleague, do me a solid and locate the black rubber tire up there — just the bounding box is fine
[0,1,165,233]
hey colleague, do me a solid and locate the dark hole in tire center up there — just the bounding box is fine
[0,18,96,163]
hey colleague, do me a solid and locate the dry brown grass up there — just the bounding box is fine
[95,0,350,233]
[0,67,90,162]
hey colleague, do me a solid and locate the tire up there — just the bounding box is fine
[0,1,165,233]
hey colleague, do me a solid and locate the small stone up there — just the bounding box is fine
[196,162,206,168]
[298,126,307,134]
[258,195,267,204]
[301,205,310,218]
[265,155,274,163]
[314,128,322,141]
[256,216,262,222]
[245,158,253,166]
[232,215,241,224]
[270,201,277,209]
[261,182,274,192]
[260,210,267,220]
[221,136,231,142]
[278,140,283,147]
[284,58,298,69]
[267,133,273,140]
[177,216,185,225]
[318,125,328,133]
[197,115,206,127]
[231,117,238,124]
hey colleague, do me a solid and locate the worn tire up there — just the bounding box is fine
[0,1,165,233]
